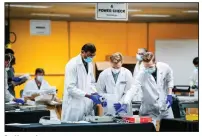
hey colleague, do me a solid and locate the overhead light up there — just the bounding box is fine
[128,9,142,12]
[183,10,198,13]
[5,4,51,8]
[31,13,70,17]
[132,14,171,17]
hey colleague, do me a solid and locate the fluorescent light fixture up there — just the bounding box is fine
[132,14,171,17]
[31,13,70,17]
[5,4,51,8]
[128,9,142,12]
[183,10,198,13]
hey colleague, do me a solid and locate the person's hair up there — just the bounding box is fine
[139,48,148,52]
[5,48,14,55]
[5,54,10,62]
[193,57,199,65]
[110,52,123,64]
[142,52,156,63]
[81,43,96,53]
[35,68,45,75]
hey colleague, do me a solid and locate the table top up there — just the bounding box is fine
[5,122,156,132]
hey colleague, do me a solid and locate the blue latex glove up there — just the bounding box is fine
[89,94,101,104]
[13,98,25,105]
[101,101,107,107]
[114,103,122,111]
[166,95,173,108]
[114,103,127,115]
[12,77,22,82]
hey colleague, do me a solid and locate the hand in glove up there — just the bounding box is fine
[13,98,25,105]
[166,95,173,108]
[12,77,22,82]
[89,94,102,104]
[114,103,127,115]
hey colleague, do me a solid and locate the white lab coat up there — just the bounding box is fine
[23,79,54,97]
[190,69,198,87]
[124,62,174,121]
[132,61,144,101]
[61,54,97,122]
[96,67,133,116]
[190,68,198,98]
[5,70,14,102]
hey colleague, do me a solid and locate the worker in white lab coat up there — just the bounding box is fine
[61,43,104,122]
[96,52,133,115]
[23,68,59,102]
[115,52,174,125]
[190,57,198,98]
[5,54,24,104]
[133,48,147,102]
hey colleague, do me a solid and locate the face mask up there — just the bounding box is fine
[84,57,93,63]
[136,54,143,61]
[112,68,121,74]
[195,66,198,70]
[145,67,156,74]
[36,76,44,82]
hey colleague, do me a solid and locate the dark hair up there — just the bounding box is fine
[5,54,10,61]
[193,57,199,65]
[81,43,96,53]
[142,52,156,63]
[35,68,45,75]
[5,48,14,55]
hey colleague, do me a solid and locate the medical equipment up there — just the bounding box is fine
[35,94,54,102]
[99,96,106,103]
[122,115,152,123]
[19,105,47,111]
[19,74,31,80]
[39,116,61,125]
[84,116,113,123]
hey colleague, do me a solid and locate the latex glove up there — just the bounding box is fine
[114,103,127,115]
[101,101,107,107]
[13,98,25,105]
[166,95,173,108]
[12,77,22,82]
[114,103,122,111]
[89,94,102,104]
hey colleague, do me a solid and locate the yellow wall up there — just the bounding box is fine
[10,20,198,98]
[10,20,69,98]
[127,23,148,56]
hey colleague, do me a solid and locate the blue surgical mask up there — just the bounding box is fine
[84,57,93,63]
[145,67,156,74]
[195,66,198,70]
[136,54,143,61]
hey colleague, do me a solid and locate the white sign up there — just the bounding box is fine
[96,3,128,21]
[30,20,51,35]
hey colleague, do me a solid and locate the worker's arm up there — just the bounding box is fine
[5,70,15,102]
[89,63,97,93]
[123,71,144,105]
[12,77,27,86]
[166,65,174,95]
[120,70,133,104]
[96,71,106,96]
[65,64,86,98]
